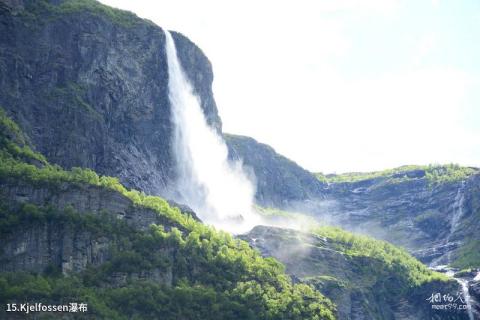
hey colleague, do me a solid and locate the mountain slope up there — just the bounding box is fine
[0,0,327,208]
[313,166,480,268]
[0,0,220,196]
[240,225,467,320]
[226,134,325,207]
[1,1,478,319]
[0,107,335,319]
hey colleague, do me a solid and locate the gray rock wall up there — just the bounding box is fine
[226,134,325,206]
[0,179,182,276]
[0,0,220,197]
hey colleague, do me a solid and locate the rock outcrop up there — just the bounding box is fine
[240,225,469,320]
[0,179,183,276]
[308,169,480,267]
[0,0,326,209]
[0,0,220,197]
[226,134,325,206]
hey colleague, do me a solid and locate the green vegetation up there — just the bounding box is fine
[311,226,448,288]
[303,276,346,291]
[451,239,480,269]
[256,206,293,218]
[316,164,476,186]
[413,210,442,233]
[0,108,48,165]
[46,83,101,119]
[454,268,476,278]
[0,271,333,320]
[413,210,437,224]
[255,204,449,294]
[22,0,141,28]
[315,165,422,183]
[0,204,335,319]
[255,206,318,222]
[0,108,26,145]
[425,164,476,185]
[0,108,335,319]
[0,152,196,229]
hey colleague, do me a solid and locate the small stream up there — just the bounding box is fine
[430,265,478,320]
[457,277,475,320]
[429,182,466,267]
[428,182,479,319]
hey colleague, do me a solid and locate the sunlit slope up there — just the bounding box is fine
[241,218,463,320]
[0,107,335,319]
[314,166,480,269]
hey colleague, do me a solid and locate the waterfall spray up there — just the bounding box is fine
[428,181,475,320]
[165,31,260,233]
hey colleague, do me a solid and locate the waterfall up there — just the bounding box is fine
[164,30,259,233]
[446,181,466,264]
[429,181,476,319]
[457,278,475,320]
[429,181,466,267]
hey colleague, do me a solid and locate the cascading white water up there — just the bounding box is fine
[429,182,466,267]
[165,30,260,233]
[446,182,466,263]
[458,278,475,320]
[429,181,477,319]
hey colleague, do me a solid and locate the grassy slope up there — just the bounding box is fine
[253,209,456,319]
[20,0,145,27]
[315,164,480,269]
[316,164,477,185]
[0,107,335,319]
[257,207,448,288]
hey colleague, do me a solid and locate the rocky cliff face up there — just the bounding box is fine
[0,105,336,319]
[226,134,325,206]
[240,226,468,320]
[0,0,325,209]
[0,178,183,276]
[306,169,480,268]
[1,2,479,319]
[0,0,220,197]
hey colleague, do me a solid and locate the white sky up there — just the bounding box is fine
[100,0,480,173]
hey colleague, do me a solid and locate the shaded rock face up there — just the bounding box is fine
[0,0,220,196]
[0,178,181,282]
[306,172,480,266]
[226,134,325,207]
[240,226,468,320]
[471,279,480,316]
[1,220,112,274]
[0,180,183,231]
[1,218,175,286]
[0,0,323,209]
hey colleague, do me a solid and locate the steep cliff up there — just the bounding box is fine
[0,113,464,319]
[0,107,336,319]
[0,0,326,208]
[0,0,220,197]
[226,134,325,206]
[312,166,480,269]
[240,226,468,320]
[1,1,479,319]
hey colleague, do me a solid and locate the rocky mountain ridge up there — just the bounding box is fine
[0,0,321,207]
[309,166,480,269]
[0,104,337,319]
[0,1,479,319]
[240,225,469,320]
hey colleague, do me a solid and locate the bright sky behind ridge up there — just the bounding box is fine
[100,0,480,173]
